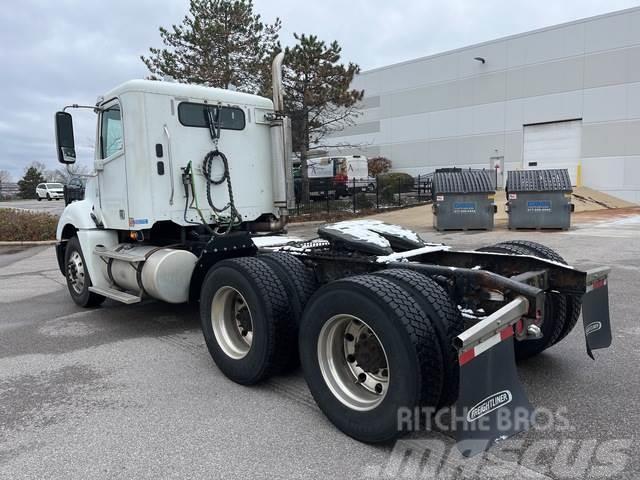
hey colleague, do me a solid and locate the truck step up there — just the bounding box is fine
[89,286,142,304]
[94,245,147,262]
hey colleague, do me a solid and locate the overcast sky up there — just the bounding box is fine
[1,0,639,181]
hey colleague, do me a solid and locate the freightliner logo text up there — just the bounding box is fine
[467,390,513,422]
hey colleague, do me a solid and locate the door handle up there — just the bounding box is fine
[162,125,175,206]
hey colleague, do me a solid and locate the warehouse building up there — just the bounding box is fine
[330,7,640,202]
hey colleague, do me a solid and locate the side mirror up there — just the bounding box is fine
[55,111,76,164]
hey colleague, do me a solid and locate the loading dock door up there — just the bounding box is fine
[523,120,582,185]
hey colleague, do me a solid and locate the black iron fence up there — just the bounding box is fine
[290,174,433,217]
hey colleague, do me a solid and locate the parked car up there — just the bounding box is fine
[64,177,86,205]
[35,182,64,201]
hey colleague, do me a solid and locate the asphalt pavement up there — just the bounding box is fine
[0,198,66,216]
[0,213,639,479]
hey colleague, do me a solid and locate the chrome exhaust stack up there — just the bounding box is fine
[269,52,294,231]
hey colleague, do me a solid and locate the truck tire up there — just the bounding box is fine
[200,257,295,385]
[375,269,464,407]
[47,193,51,201]
[64,236,106,307]
[258,252,317,369]
[299,274,443,443]
[477,241,568,359]
[259,252,317,327]
[493,240,581,346]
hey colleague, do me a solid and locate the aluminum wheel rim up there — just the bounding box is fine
[67,251,86,295]
[317,315,389,411]
[211,286,253,360]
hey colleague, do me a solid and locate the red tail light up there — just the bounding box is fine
[333,174,347,184]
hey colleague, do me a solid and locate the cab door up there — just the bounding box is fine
[96,99,129,229]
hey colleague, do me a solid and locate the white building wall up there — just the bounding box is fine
[330,7,640,202]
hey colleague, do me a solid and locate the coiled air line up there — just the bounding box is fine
[182,105,242,236]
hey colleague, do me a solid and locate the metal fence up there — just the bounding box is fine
[290,174,433,217]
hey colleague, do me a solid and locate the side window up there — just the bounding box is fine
[100,103,123,159]
[37,184,43,189]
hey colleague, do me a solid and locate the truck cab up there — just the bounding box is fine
[59,80,286,232]
[54,54,292,306]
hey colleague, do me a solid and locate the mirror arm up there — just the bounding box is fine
[66,164,97,178]
[63,104,102,113]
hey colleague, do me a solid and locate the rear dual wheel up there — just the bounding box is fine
[200,257,461,443]
[477,240,581,359]
[299,273,460,443]
[200,254,316,384]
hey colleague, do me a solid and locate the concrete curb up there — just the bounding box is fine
[0,240,57,246]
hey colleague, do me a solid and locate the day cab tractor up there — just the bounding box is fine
[53,54,612,456]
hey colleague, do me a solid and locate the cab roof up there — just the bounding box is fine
[100,79,274,109]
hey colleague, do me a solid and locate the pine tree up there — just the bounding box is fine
[18,166,46,199]
[141,0,281,94]
[281,34,364,202]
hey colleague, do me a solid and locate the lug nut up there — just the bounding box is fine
[375,383,383,394]
[346,354,356,363]
[357,373,366,382]
[381,369,388,377]
[345,333,354,342]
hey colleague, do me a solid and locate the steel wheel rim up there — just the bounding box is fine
[211,286,253,360]
[67,251,86,295]
[317,315,389,411]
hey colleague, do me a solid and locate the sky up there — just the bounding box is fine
[1,0,639,181]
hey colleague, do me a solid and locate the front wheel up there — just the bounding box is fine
[299,274,443,443]
[37,195,42,201]
[64,236,105,307]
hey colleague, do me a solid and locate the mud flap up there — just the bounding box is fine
[582,278,612,359]
[455,327,534,457]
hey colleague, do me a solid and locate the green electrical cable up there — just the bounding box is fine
[188,162,218,231]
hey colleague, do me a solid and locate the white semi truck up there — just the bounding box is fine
[54,55,612,456]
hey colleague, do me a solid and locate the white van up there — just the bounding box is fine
[306,155,374,195]
[36,182,64,201]
[337,155,375,193]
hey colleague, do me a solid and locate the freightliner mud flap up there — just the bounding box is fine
[453,297,534,457]
[582,267,612,358]
[453,267,613,457]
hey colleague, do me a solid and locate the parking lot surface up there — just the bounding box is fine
[0,198,66,216]
[1,212,639,479]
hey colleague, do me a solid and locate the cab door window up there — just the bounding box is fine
[100,103,123,158]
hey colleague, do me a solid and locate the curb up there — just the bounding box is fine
[0,240,57,246]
